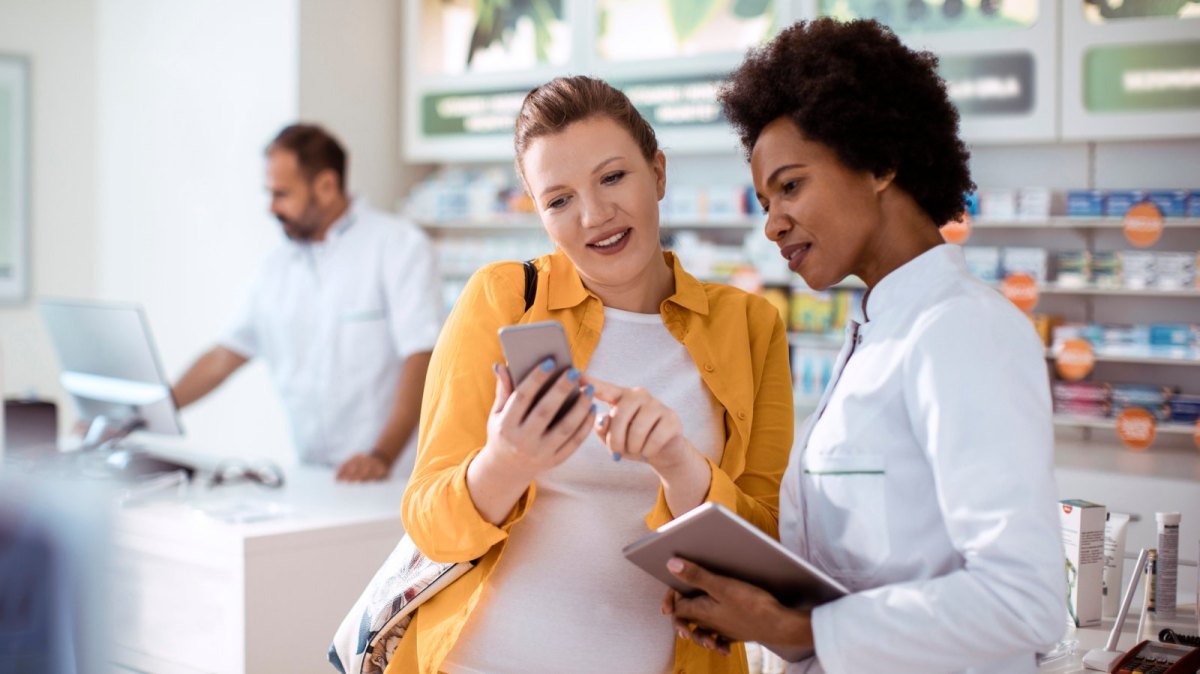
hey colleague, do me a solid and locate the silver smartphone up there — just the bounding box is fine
[497,320,580,428]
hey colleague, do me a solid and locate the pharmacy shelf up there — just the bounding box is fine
[420,215,1200,232]
[1045,351,1200,367]
[1054,415,1196,437]
[419,216,762,231]
[973,217,1200,229]
[1038,285,1200,298]
[788,332,845,349]
[1054,437,1200,481]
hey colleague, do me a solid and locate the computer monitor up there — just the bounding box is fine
[39,298,183,439]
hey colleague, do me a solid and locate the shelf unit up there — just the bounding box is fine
[1053,415,1196,437]
[419,215,1200,233]
[420,215,1199,453]
[1044,351,1200,367]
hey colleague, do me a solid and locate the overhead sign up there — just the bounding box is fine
[940,52,1036,116]
[421,74,729,138]
[1085,40,1200,112]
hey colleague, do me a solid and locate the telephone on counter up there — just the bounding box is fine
[1108,634,1200,674]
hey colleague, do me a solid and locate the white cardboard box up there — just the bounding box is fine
[1060,499,1106,628]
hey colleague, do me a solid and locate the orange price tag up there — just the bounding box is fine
[942,212,972,244]
[1001,272,1039,313]
[1123,202,1164,248]
[1193,419,1200,450]
[1055,338,1095,381]
[1116,408,1157,451]
[729,266,764,294]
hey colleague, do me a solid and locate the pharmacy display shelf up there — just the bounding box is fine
[973,217,1200,229]
[1045,351,1200,367]
[418,216,763,231]
[420,215,1200,234]
[1038,285,1200,298]
[1054,414,1197,438]
[1054,437,1200,482]
[788,332,845,349]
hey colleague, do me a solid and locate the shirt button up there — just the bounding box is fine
[737,411,747,420]
[703,363,714,373]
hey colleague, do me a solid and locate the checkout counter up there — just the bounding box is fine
[108,457,407,674]
[1042,605,1199,673]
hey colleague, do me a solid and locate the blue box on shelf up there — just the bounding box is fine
[1169,395,1200,423]
[1147,190,1188,218]
[1188,190,1200,218]
[1104,190,1146,217]
[1066,190,1105,217]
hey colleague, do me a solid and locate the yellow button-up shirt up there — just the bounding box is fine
[390,250,793,674]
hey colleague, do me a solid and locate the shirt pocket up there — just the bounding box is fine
[337,308,392,376]
[803,450,890,583]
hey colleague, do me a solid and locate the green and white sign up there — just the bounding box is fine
[421,74,729,138]
[1084,41,1200,112]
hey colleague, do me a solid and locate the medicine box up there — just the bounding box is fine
[1067,190,1105,218]
[1148,190,1188,218]
[1060,499,1106,627]
[1105,191,1145,218]
[1001,247,1048,282]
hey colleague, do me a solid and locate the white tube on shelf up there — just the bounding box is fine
[1154,512,1180,618]
[1103,512,1131,618]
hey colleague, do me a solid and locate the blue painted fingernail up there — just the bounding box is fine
[590,403,597,414]
[585,384,594,397]
[541,359,554,372]
[566,367,580,382]
[611,452,621,462]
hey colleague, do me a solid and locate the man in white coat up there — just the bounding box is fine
[173,124,440,482]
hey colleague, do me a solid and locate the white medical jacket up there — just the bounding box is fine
[781,244,1066,673]
[220,199,441,467]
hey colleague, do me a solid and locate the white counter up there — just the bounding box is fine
[1039,605,1198,673]
[109,464,406,674]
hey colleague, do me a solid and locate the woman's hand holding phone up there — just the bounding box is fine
[482,358,596,484]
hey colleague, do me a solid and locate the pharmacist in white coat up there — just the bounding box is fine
[173,124,441,482]
[664,19,1067,673]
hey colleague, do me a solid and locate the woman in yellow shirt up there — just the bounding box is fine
[388,76,793,674]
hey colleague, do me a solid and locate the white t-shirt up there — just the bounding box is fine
[443,306,725,674]
[219,199,441,467]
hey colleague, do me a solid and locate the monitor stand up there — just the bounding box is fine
[81,412,145,451]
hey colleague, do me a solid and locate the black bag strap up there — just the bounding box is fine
[522,259,537,312]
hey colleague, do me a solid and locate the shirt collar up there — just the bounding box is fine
[286,196,359,251]
[326,196,360,240]
[546,250,709,316]
[862,243,965,324]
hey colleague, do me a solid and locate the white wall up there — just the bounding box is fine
[94,0,298,464]
[0,0,98,426]
[298,0,407,211]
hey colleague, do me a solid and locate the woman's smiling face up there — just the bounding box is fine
[751,116,890,290]
[521,115,667,291]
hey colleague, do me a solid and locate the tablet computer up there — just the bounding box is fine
[622,502,849,608]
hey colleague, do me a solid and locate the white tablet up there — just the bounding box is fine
[622,502,849,608]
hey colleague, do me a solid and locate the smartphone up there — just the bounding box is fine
[497,320,580,428]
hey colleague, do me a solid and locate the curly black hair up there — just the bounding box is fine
[718,18,974,226]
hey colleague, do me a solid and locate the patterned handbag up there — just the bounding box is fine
[327,260,539,673]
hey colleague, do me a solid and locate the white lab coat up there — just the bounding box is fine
[780,245,1066,674]
[221,199,441,467]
